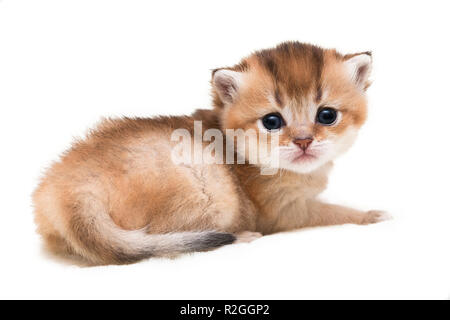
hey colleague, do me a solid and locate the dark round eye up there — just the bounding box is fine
[262,113,285,131]
[316,107,338,125]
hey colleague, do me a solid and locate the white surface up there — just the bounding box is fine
[0,0,449,299]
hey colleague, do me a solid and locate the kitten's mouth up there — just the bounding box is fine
[292,153,317,163]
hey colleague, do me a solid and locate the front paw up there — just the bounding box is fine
[361,210,392,225]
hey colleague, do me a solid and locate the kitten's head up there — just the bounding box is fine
[212,42,372,173]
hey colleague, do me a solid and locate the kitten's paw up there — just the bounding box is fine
[362,210,392,224]
[234,231,262,243]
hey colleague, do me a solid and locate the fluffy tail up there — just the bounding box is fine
[65,198,236,265]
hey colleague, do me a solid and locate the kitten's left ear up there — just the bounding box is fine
[212,69,243,105]
[344,52,372,91]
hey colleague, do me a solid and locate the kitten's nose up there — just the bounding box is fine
[294,138,313,151]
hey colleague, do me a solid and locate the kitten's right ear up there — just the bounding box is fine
[212,69,243,105]
[343,52,372,91]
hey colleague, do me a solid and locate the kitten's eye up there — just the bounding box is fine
[262,113,285,131]
[316,107,337,125]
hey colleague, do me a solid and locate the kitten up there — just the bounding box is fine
[33,42,389,265]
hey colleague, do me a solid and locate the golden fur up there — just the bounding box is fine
[33,42,387,265]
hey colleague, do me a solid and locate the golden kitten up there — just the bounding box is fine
[33,42,389,265]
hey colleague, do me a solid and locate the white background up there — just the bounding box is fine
[0,0,449,299]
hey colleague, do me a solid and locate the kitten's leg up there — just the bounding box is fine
[234,231,263,243]
[305,200,391,227]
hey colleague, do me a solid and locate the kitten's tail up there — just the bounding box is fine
[64,198,236,264]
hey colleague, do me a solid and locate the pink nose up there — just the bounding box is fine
[294,138,313,151]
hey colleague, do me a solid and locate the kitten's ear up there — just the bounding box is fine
[343,52,372,91]
[212,69,243,105]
